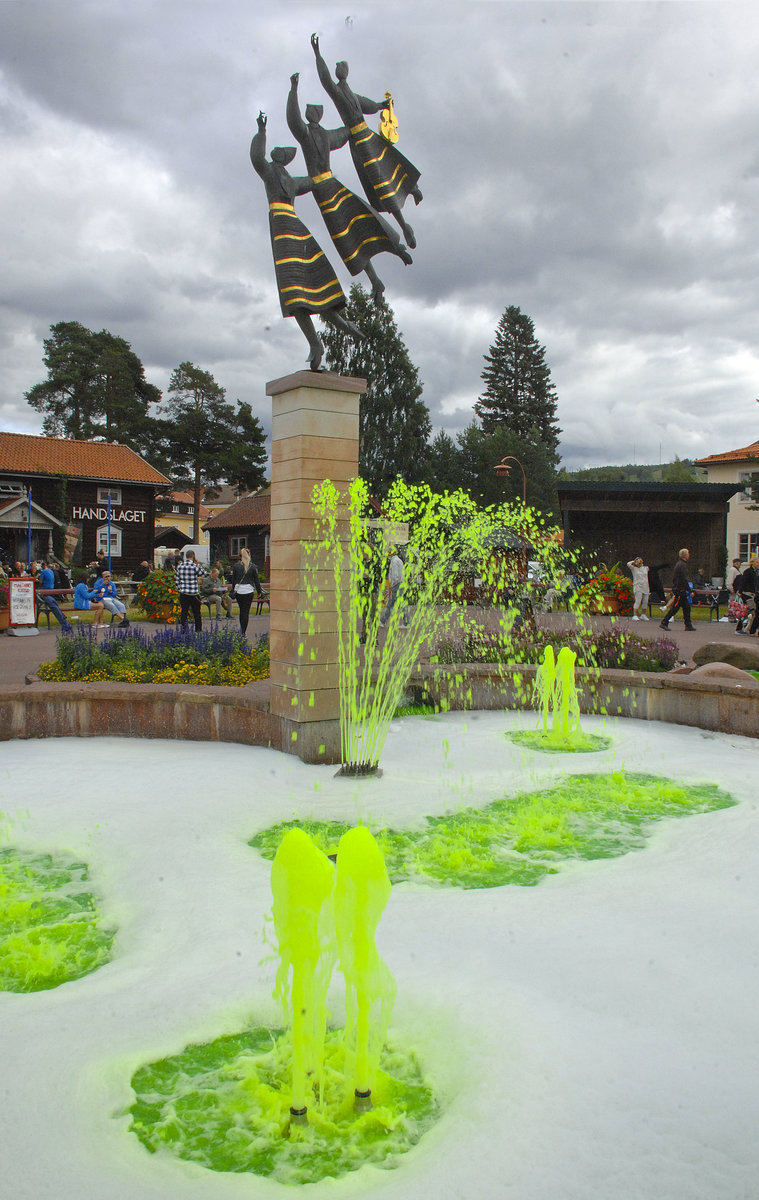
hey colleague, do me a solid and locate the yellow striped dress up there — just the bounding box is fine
[268,200,346,318]
[348,120,421,214]
[311,170,398,273]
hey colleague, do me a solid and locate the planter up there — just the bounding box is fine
[0,609,9,631]
[593,594,620,615]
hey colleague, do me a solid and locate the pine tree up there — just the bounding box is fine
[163,363,267,520]
[321,285,431,498]
[25,321,161,446]
[474,306,561,464]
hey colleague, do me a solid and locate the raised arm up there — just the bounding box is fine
[249,111,267,176]
[311,33,339,101]
[327,124,349,151]
[286,73,307,141]
[354,91,384,116]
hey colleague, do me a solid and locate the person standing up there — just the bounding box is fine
[231,548,264,636]
[173,550,207,632]
[380,547,409,628]
[626,557,650,621]
[726,557,742,593]
[660,548,695,632]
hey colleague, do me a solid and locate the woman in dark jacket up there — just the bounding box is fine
[231,550,264,636]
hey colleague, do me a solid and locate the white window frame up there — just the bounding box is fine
[172,504,180,514]
[737,472,754,504]
[264,534,270,560]
[97,486,122,506]
[96,524,122,557]
[737,532,759,562]
[229,534,247,556]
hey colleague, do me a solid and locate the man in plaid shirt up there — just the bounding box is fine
[174,550,208,631]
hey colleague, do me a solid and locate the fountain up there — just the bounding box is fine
[0,713,757,1198]
[506,644,612,753]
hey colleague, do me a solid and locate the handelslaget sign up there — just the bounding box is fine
[71,506,147,523]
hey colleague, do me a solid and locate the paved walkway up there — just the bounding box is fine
[1,605,751,690]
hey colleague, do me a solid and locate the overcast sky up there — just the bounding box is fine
[2,1,759,470]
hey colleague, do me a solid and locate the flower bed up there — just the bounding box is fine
[433,625,679,673]
[37,625,270,687]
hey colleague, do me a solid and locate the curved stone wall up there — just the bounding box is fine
[1,664,756,763]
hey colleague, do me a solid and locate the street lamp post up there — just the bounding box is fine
[493,456,528,579]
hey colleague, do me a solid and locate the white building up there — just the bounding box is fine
[694,440,759,562]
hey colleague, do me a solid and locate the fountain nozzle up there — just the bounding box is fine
[354,1088,372,1113]
[289,1105,308,1126]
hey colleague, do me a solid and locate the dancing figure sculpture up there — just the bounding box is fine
[287,72,412,304]
[311,34,422,249]
[250,112,363,371]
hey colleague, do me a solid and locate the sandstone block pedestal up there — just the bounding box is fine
[267,370,366,763]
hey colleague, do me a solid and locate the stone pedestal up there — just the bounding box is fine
[267,370,366,763]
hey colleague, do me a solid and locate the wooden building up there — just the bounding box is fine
[557,481,741,579]
[203,487,270,576]
[0,432,170,572]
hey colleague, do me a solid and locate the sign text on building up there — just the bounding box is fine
[71,507,146,523]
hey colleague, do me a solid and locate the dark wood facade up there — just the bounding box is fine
[558,482,741,579]
[0,433,170,573]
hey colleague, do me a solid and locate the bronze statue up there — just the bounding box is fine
[286,72,412,305]
[311,34,422,249]
[249,112,363,371]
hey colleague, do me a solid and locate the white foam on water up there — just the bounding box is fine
[1,713,758,1199]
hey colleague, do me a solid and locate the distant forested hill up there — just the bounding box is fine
[558,457,705,483]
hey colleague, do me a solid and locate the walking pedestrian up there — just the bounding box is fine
[660,548,695,633]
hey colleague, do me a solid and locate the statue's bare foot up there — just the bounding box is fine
[371,278,385,303]
[346,319,366,340]
[398,244,413,266]
[307,343,323,371]
[402,222,416,249]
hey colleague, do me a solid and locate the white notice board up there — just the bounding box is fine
[9,578,36,627]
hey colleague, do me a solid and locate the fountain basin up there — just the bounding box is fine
[1,714,758,1198]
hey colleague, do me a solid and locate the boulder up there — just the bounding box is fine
[688,662,759,688]
[692,640,759,672]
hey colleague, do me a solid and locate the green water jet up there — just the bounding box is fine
[508,644,612,753]
[128,825,439,1183]
[306,477,563,773]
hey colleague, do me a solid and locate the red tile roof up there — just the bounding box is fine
[0,432,171,485]
[158,490,211,517]
[203,488,271,529]
[694,440,759,465]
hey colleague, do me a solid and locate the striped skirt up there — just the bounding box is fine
[269,202,345,317]
[348,121,421,213]
[313,172,399,273]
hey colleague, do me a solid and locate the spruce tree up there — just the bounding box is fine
[474,306,561,464]
[321,284,431,498]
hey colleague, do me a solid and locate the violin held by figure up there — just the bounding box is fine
[379,92,399,143]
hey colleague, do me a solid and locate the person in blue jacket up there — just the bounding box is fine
[73,580,105,623]
[37,562,73,632]
[92,570,130,627]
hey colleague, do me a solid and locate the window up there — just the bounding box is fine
[172,504,180,514]
[188,505,194,514]
[230,534,247,556]
[188,525,194,539]
[737,472,754,504]
[97,487,122,506]
[264,534,270,561]
[738,533,759,562]
[96,524,122,557]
